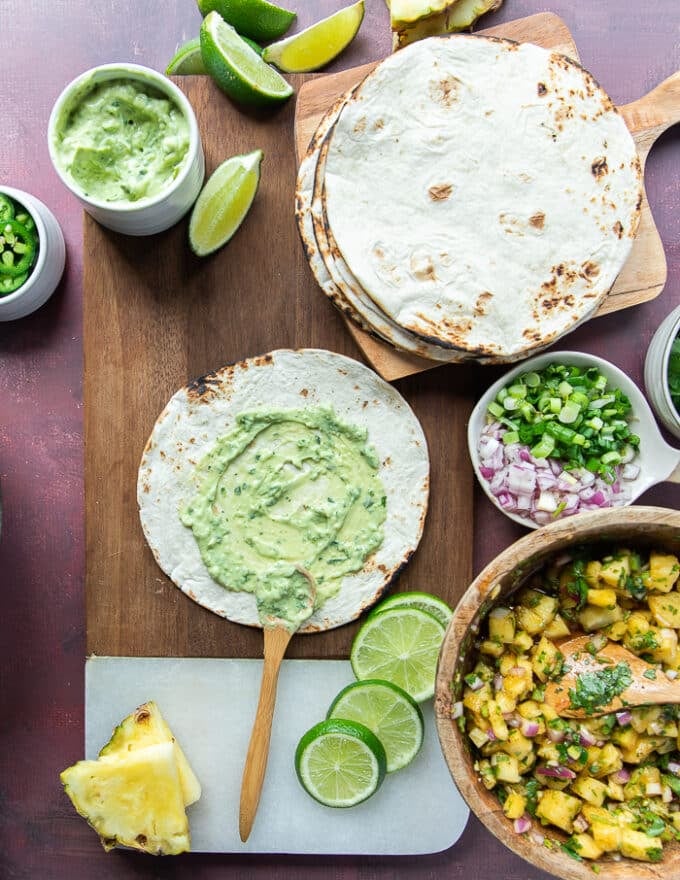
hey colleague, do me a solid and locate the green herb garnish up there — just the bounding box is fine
[668,334,680,414]
[568,661,633,714]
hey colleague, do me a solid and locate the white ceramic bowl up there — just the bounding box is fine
[0,186,66,321]
[644,303,680,440]
[468,350,680,528]
[47,63,205,236]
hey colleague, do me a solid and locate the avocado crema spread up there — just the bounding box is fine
[54,78,190,202]
[180,408,387,629]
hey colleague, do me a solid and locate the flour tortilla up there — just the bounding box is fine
[138,349,430,632]
[323,35,642,358]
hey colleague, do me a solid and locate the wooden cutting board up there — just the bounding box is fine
[83,76,477,660]
[294,12,679,381]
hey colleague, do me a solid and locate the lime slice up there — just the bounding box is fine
[197,0,296,42]
[188,149,263,256]
[369,591,453,629]
[166,38,207,74]
[200,11,293,107]
[350,607,446,702]
[262,1,365,73]
[327,679,424,772]
[295,718,387,807]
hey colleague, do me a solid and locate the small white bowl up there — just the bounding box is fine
[0,186,66,321]
[468,350,680,528]
[644,303,680,440]
[47,63,205,236]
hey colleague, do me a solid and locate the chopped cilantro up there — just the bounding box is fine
[561,838,583,861]
[643,668,657,680]
[568,661,632,714]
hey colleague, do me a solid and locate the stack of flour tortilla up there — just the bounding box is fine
[295,35,643,364]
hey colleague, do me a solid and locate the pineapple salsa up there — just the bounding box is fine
[458,547,680,864]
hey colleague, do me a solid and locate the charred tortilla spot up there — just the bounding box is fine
[529,212,546,229]
[428,183,453,201]
[474,291,494,316]
[612,220,625,239]
[591,157,608,178]
[300,388,309,397]
[429,75,461,107]
[353,116,367,135]
[373,118,384,131]
[537,82,547,96]
[581,260,600,279]
[186,371,222,400]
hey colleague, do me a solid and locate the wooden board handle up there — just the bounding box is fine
[620,70,680,163]
[239,626,293,842]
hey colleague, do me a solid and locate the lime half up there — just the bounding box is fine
[350,607,446,702]
[188,149,263,256]
[327,679,424,773]
[200,11,293,107]
[262,0,365,73]
[166,38,207,74]
[197,0,296,42]
[295,718,387,807]
[369,591,453,629]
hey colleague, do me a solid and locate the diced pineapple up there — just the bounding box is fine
[99,702,201,807]
[605,619,628,641]
[543,613,570,640]
[61,742,191,855]
[512,631,534,652]
[648,592,680,627]
[491,752,521,783]
[502,790,527,820]
[588,743,622,777]
[570,775,608,806]
[621,735,673,764]
[498,729,533,763]
[586,588,617,608]
[517,700,542,720]
[569,832,603,860]
[599,556,631,588]
[584,560,602,588]
[516,589,558,634]
[620,827,663,862]
[578,603,623,632]
[649,627,678,667]
[644,552,680,593]
[488,607,516,644]
[535,789,582,833]
[479,639,504,658]
[590,820,621,852]
[531,635,562,683]
[495,690,517,715]
[487,700,509,740]
[606,779,625,801]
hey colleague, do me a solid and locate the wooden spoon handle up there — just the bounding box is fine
[620,70,680,164]
[239,626,293,842]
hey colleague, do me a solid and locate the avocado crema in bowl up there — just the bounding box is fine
[48,63,204,235]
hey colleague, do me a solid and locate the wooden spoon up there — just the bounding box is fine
[543,634,680,718]
[238,566,317,843]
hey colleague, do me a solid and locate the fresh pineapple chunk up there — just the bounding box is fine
[392,0,503,48]
[644,552,680,593]
[488,607,516,644]
[387,0,452,27]
[570,775,608,806]
[620,827,663,862]
[535,789,582,833]
[648,592,680,627]
[516,590,558,635]
[61,742,190,855]
[584,560,602,588]
[491,752,521,783]
[578,603,623,632]
[569,832,603,860]
[586,588,617,608]
[99,701,201,807]
[599,555,631,588]
[502,790,526,820]
[543,613,570,640]
[531,635,562,683]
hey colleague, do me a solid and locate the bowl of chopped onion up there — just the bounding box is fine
[468,351,680,529]
[435,506,680,880]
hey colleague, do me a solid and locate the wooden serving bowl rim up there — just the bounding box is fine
[435,505,680,880]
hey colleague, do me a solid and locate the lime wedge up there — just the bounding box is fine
[262,1,365,73]
[350,607,446,702]
[369,591,453,629]
[197,0,296,41]
[166,38,207,74]
[200,11,293,106]
[327,679,424,772]
[188,149,263,256]
[295,718,387,807]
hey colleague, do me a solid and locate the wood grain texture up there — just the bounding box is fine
[436,506,680,880]
[84,77,475,660]
[294,12,674,380]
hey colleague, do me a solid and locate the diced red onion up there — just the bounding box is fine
[611,768,631,784]
[667,761,680,776]
[536,765,576,779]
[579,725,597,747]
[477,422,636,526]
[615,710,633,726]
[621,463,640,480]
[493,673,504,691]
[506,714,522,728]
[521,719,540,737]
[573,814,589,833]
[663,785,673,804]
[451,701,463,720]
[547,727,566,743]
[468,675,484,691]
[666,669,678,681]
[513,815,532,834]
[486,729,496,741]
[646,782,663,796]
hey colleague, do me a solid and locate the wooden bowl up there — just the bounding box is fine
[435,505,680,880]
